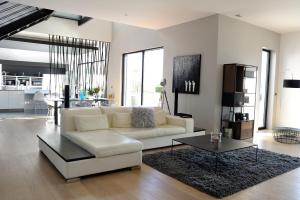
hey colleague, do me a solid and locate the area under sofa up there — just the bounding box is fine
[38,106,205,181]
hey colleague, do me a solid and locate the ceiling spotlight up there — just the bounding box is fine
[235,14,242,18]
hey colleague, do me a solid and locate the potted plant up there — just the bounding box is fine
[94,87,100,95]
[88,88,94,96]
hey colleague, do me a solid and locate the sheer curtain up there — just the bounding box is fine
[49,35,110,97]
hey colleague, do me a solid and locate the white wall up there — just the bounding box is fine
[78,19,112,42]
[108,14,281,131]
[108,15,219,131]
[277,32,300,128]
[217,15,280,130]
[160,16,219,131]
[20,17,112,42]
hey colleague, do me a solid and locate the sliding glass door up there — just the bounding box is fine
[143,49,164,106]
[122,48,164,107]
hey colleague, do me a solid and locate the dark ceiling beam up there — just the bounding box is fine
[0,1,8,7]
[0,8,53,40]
[0,59,49,66]
[78,16,92,26]
[6,36,98,50]
[51,15,79,21]
[51,14,92,26]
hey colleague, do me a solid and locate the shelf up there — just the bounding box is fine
[222,105,255,108]
[224,91,256,95]
[222,120,254,123]
[231,91,243,93]
[2,75,44,88]
[221,63,257,140]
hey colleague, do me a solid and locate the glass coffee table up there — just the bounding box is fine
[171,135,258,172]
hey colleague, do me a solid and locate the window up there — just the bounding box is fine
[122,48,164,107]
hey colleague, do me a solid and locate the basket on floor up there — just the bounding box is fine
[273,127,300,144]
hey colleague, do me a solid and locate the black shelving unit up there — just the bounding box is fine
[220,63,257,140]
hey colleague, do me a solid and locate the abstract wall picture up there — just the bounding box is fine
[172,54,201,94]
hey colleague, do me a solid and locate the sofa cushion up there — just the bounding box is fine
[61,107,102,132]
[74,114,109,132]
[131,107,155,128]
[63,130,143,158]
[112,128,158,139]
[112,112,132,128]
[154,111,167,126]
[100,106,132,127]
[112,125,185,140]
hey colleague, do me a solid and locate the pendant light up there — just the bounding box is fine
[283,70,300,88]
[283,79,300,88]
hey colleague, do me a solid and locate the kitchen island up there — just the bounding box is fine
[0,90,24,112]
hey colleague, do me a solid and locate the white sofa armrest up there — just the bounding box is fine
[166,115,194,133]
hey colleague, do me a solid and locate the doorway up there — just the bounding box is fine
[258,49,271,129]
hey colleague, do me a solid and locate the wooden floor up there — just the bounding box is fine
[1,117,300,200]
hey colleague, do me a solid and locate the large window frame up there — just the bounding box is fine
[121,46,164,106]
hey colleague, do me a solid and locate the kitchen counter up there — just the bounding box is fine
[0,89,24,91]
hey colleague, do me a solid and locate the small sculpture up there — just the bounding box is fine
[185,80,188,92]
[192,81,195,92]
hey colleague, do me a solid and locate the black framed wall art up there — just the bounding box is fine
[172,54,201,94]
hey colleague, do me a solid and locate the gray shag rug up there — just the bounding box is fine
[143,147,300,198]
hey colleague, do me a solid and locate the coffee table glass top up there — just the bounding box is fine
[173,135,257,153]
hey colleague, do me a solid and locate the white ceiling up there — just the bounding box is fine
[12,0,300,33]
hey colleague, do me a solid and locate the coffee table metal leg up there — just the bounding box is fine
[171,140,174,155]
[255,145,258,162]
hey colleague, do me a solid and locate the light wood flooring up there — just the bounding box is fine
[0,117,300,200]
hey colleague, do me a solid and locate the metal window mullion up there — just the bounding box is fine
[141,50,145,106]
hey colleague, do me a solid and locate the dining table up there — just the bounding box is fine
[46,97,112,125]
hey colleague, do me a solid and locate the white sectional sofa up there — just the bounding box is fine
[61,106,203,150]
[40,106,205,180]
